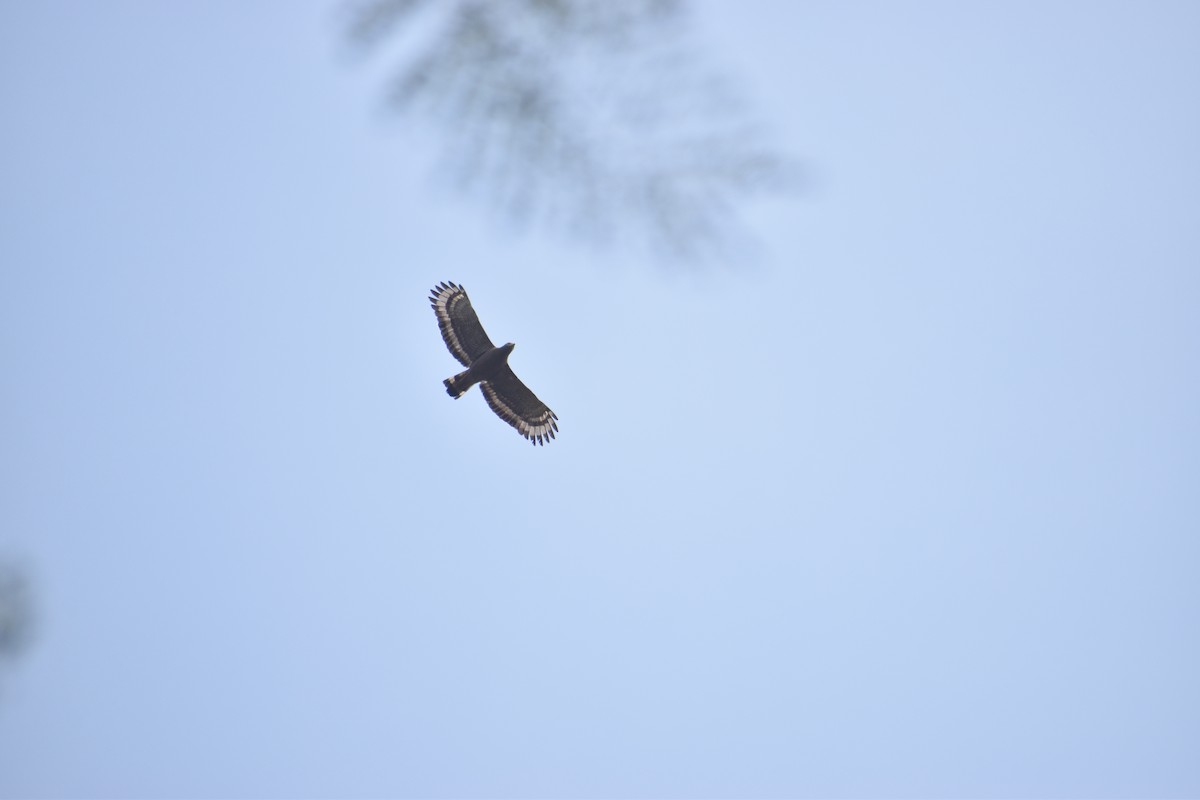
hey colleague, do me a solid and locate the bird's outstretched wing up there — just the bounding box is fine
[429,281,496,367]
[481,366,559,446]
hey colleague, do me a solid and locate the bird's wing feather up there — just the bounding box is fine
[481,366,559,446]
[429,282,496,367]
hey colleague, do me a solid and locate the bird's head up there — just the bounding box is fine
[502,342,516,354]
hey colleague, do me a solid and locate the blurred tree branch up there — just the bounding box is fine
[0,561,33,662]
[343,0,794,262]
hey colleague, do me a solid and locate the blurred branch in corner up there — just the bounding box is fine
[0,561,34,666]
[342,0,797,263]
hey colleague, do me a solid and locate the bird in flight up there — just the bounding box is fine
[429,281,559,445]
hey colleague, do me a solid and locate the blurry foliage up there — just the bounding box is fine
[0,562,33,662]
[343,0,793,262]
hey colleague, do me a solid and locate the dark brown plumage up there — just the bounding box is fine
[429,282,559,445]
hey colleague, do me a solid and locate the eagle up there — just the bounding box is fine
[429,281,559,445]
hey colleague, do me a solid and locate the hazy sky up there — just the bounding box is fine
[2,1,1198,797]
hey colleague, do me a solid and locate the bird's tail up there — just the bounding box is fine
[444,369,471,398]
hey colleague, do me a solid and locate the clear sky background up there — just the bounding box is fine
[2,1,1199,797]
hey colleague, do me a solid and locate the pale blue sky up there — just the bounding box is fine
[2,1,1199,797]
